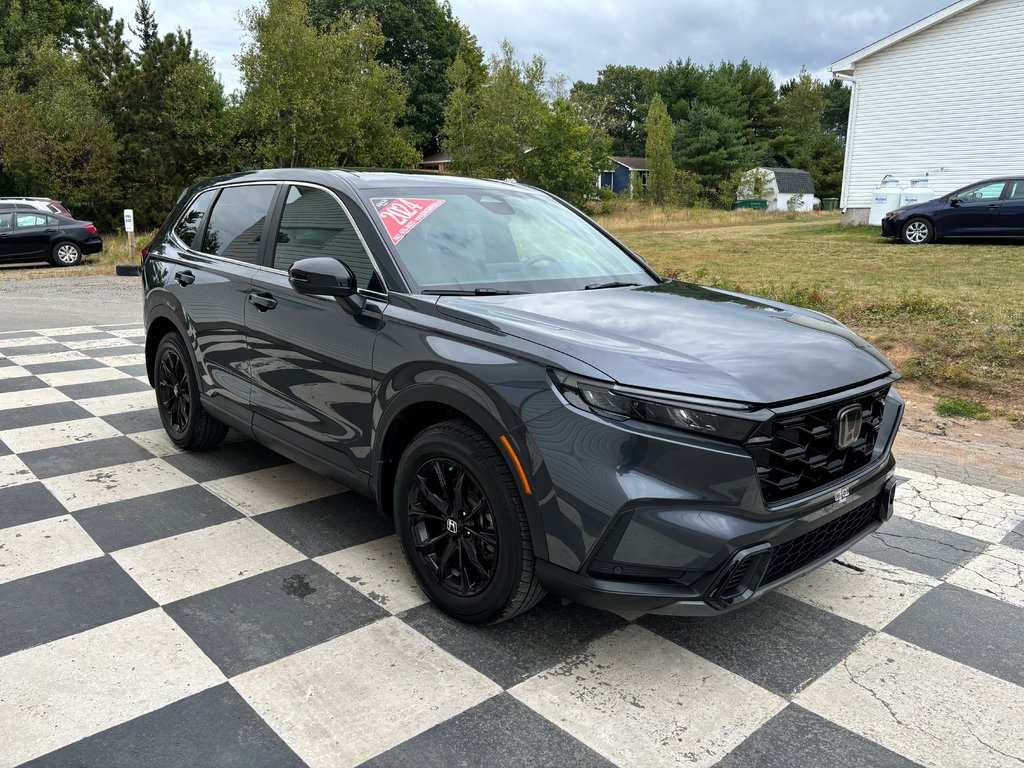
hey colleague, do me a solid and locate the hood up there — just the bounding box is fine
[436,281,894,405]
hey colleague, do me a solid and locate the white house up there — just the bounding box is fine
[737,167,816,212]
[831,0,1024,224]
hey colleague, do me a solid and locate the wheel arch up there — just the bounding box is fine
[372,382,550,561]
[144,307,190,387]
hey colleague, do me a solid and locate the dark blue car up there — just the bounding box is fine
[881,177,1024,244]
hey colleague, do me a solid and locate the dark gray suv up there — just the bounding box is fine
[142,169,903,623]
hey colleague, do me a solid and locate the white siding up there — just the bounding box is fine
[841,0,1024,210]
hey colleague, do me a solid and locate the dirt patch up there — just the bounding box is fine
[895,381,1024,487]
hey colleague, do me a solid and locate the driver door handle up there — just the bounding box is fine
[248,292,278,312]
[175,270,195,286]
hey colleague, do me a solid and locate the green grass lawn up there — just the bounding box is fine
[596,204,1024,412]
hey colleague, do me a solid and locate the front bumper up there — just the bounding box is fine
[880,216,901,238]
[536,460,898,616]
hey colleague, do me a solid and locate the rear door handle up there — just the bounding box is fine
[175,270,195,286]
[248,292,278,311]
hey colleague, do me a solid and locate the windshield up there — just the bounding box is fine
[359,185,658,294]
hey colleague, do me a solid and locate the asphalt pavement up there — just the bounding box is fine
[0,276,143,331]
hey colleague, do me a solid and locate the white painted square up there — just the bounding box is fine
[100,353,146,368]
[0,516,102,585]
[37,326,100,336]
[104,327,146,338]
[233,617,500,768]
[778,552,940,630]
[0,386,69,411]
[896,469,1024,544]
[796,633,1024,768]
[0,454,34,490]
[111,519,305,604]
[0,365,30,381]
[36,366,128,387]
[61,337,137,351]
[0,416,122,454]
[0,609,224,768]
[77,390,156,417]
[316,535,427,614]
[947,544,1024,609]
[203,463,345,517]
[0,336,53,349]
[127,428,184,457]
[6,350,89,367]
[41,458,193,513]
[511,624,786,768]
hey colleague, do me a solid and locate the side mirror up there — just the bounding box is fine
[288,257,365,315]
[949,197,961,207]
[289,257,357,296]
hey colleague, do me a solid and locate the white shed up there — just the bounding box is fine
[831,0,1024,224]
[737,167,816,212]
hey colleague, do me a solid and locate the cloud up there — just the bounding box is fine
[105,0,952,95]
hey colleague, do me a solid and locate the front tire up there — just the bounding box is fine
[900,217,934,245]
[51,241,83,266]
[394,420,544,623]
[154,332,228,450]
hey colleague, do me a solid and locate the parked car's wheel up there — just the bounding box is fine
[51,241,83,266]
[900,218,934,245]
[394,420,544,623]
[154,332,228,450]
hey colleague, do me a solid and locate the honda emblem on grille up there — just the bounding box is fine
[834,404,863,450]
[834,485,850,503]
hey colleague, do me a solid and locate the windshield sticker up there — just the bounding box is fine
[371,197,445,244]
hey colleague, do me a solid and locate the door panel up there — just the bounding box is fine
[246,184,385,478]
[10,212,53,257]
[0,211,13,259]
[168,184,276,416]
[999,180,1024,236]
[935,181,1006,237]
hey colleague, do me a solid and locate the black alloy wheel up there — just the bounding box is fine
[407,458,498,598]
[394,420,544,623]
[157,347,191,434]
[153,332,228,450]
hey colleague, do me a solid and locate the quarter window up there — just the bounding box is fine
[174,189,217,248]
[201,185,276,263]
[0,212,11,230]
[273,186,379,290]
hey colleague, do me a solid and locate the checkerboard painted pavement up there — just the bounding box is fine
[1,324,1023,768]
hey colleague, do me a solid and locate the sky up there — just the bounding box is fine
[104,0,954,96]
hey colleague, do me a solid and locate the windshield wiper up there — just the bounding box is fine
[583,281,640,290]
[422,288,525,296]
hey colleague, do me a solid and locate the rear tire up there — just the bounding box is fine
[900,217,934,245]
[154,332,228,450]
[51,241,83,266]
[394,420,544,623]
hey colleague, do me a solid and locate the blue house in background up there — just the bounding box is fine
[598,156,650,195]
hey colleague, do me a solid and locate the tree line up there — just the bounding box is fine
[0,0,849,231]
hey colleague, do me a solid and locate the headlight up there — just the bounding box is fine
[886,210,904,219]
[551,371,757,442]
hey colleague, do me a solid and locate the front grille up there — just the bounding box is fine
[746,386,889,504]
[762,498,879,584]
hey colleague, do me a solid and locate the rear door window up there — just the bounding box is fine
[201,185,276,263]
[173,189,217,248]
[15,213,47,228]
[0,212,11,230]
[272,185,380,290]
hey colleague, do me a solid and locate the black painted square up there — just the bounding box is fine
[641,592,869,696]
[0,374,47,393]
[164,560,387,676]
[852,514,989,579]
[0,401,92,430]
[75,485,243,552]
[400,595,626,689]
[164,440,289,483]
[101,407,163,434]
[20,436,154,479]
[21,684,308,768]
[363,693,614,768]
[0,482,68,529]
[254,492,394,558]
[23,358,108,375]
[0,556,155,656]
[57,376,151,400]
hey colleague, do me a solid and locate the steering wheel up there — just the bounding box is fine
[523,253,558,271]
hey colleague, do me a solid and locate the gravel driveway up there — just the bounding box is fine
[0,276,142,331]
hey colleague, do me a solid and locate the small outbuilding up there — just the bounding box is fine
[737,167,816,212]
[598,156,649,195]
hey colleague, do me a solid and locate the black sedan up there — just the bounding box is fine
[882,177,1024,244]
[0,209,103,267]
